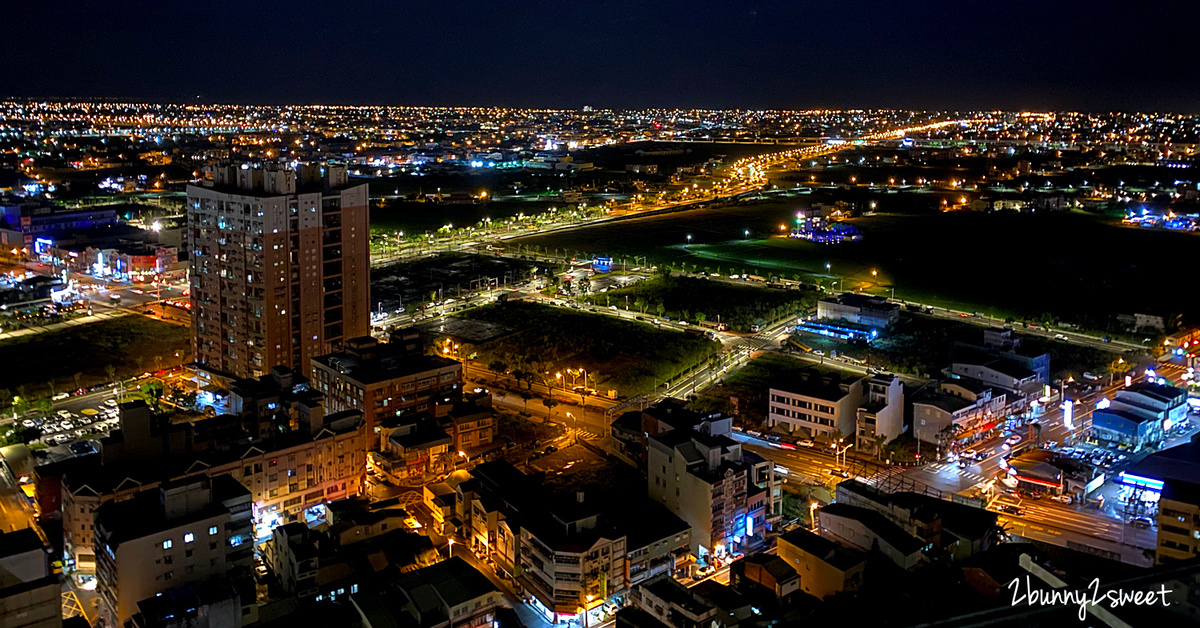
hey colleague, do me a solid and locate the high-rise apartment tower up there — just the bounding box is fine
[187,163,369,379]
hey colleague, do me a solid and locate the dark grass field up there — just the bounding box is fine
[0,316,190,396]
[456,301,719,397]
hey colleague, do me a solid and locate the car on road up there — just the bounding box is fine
[962,449,978,460]
[812,350,825,357]
[827,469,851,478]
[997,504,1024,516]
[797,439,814,448]
[544,445,558,455]
[1054,333,1068,340]
[52,392,70,401]
[1050,495,1072,504]
[1129,517,1153,529]
[1005,435,1022,447]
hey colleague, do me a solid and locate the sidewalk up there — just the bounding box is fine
[0,308,129,341]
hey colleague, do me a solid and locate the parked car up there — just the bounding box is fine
[1050,494,1073,504]
[544,445,558,454]
[1129,517,1153,529]
[797,439,814,448]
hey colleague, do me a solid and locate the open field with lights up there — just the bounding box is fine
[0,316,190,397]
[511,204,1197,328]
[455,301,719,397]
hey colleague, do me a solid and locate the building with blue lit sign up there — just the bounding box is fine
[1116,434,1200,494]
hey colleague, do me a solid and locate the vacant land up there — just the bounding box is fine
[689,353,859,428]
[457,301,719,397]
[513,204,1197,330]
[582,274,820,332]
[0,316,190,398]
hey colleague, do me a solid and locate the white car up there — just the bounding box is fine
[1006,435,1022,447]
[57,410,72,418]
[52,392,70,401]
[1050,495,1072,504]
[104,399,119,408]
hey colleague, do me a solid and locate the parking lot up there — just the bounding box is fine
[19,396,120,449]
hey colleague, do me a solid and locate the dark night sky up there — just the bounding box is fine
[8,0,1200,112]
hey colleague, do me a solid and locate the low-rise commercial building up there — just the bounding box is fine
[775,527,867,600]
[768,370,865,438]
[1092,382,1188,450]
[817,293,900,329]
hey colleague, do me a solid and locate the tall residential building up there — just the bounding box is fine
[94,474,254,627]
[647,424,779,566]
[187,163,369,380]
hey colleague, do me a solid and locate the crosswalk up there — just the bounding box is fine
[925,462,988,483]
[575,429,603,441]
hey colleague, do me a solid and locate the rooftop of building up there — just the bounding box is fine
[838,480,999,543]
[769,367,864,403]
[0,528,45,560]
[820,502,926,555]
[1160,477,1200,506]
[820,293,899,311]
[641,574,714,616]
[1119,381,1187,404]
[94,474,250,549]
[953,354,1038,380]
[913,390,976,414]
[739,552,798,582]
[778,527,867,571]
[312,339,460,386]
[1092,407,1158,425]
[394,556,497,618]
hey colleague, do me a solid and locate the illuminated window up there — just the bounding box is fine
[209,526,218,536]
[162,540,173,550]
[184,533,194,544]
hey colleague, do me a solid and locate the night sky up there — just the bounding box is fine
[9,0,1200,112]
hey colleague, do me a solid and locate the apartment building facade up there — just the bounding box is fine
[768,370,866,438]
[187,163,369,379]
[61,410,367,574]
[647,427,778,566]
[94,475,254,627]
[310,336,463,440]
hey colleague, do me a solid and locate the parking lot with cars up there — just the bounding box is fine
[25,396,121,447]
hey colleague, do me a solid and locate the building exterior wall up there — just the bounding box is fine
[1157,496,1200,564]
[775,537,863,600]
[768,382,863,438]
